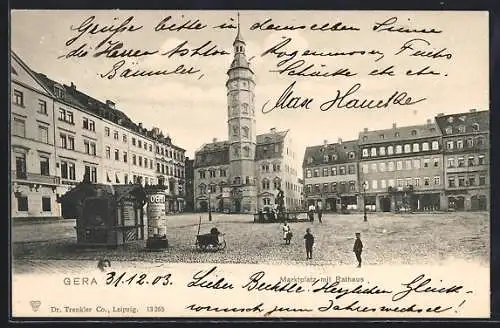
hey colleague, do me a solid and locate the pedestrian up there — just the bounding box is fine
[304,228,314,259]
[308,203,315,222]
[282,221,292,245]
[353,232,363,268]
[316,204,323,223]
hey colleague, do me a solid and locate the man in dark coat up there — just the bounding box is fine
[304,228,314,259]
[353,232,363,268]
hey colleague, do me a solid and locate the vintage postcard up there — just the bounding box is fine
[10,10,490,319]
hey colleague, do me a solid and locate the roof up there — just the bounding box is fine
[58,182,146,204]
[194,130,289,167]
[303,140,359,168]
[434,110,489,136]
[358,122,441,145]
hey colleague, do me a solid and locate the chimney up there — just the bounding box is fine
[437,113,444,117]
[323,139,328,146]
[270,127,276,133]
[426,119,432,125]
[152,127,159,136]
[392,123,397,129]
[469,108,477,113]
[138,123,143,129]
[106,100,115,109]
[70,82,76,89]
[213,138,218,143]
[338,137,342,144]
[363,128,368,132]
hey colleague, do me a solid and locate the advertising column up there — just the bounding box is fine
[146,191,168,249]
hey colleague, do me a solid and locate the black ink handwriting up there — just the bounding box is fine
[395,38,453,59]
[373,16,443,34]
[186,266,234,290]
[99,59,201,80]
[186,302,264,313]
[392,274,464,302]
[261,81,313,114]
[155,15,207,32]
[242,271,305,293]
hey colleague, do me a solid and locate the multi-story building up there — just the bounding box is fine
[435,109,489,211]
[303,139,360,212]
[11,52,61,218]
[358,121,445,212]
[193,26,301,213]
[10,51,186,218]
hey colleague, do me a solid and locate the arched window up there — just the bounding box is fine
[243,146,250,157]
[262,179,270,190]
[234,177,241,185]
[199,184,206,194]
[273,177,281,190]
[245,176,250,185]
[233,126,239,136]
[242,103,249,114]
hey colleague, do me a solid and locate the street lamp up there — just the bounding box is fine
[362,181,368,222]
[208,189,212,221]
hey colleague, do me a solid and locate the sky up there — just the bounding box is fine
[11,10,489,169]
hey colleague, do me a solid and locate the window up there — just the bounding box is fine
[457,140,464,149]
[404,144,411,153]
[468,156,475,166]
[433,158,440,167]
[313,169,319,177]
[105,146,110,159]
[379,134,385,140]
[262,179,270,189]
[445,126,452,134]
[388,179,395,187]
[414,178,420,187]
[396,161,403,170]
[446,141,454,150]
[379,147,386,156]
[15,152,27,179]
[362,149,369,157]
[13,118,25,137]
[371,163,378,172]
[434,176,440,185]
[17,196,28,211]
[13,89,24,106]
[105,127,110,136]
[339,166,346,175]
[85,165,98,183]
[138,140,142,148]
[273,163,280,172]
[423,158,430,167]
[331,167,337,175]
[371,147,377,157]
[61,161,76,180]
[478,155,485,165]
[209,170,216,178]
[458,176,465,187]
[242,126,249,138]
[149,145,152,152]
[405,160,412,170]
[123,151,128,163]
[38,99,47,114]
[139,156,143,166]
[379,162,386,172]
[38,125,49,143]
[395,145,402,154]
[388,161,395,171]
[387,146,394,155]
[348,165,355,174]
[479,176,486,186]
[144,142,147,150]
[132,137,136,146]
[381,179,387,189]
[124,174,129,184]
[114,131,119,140]
[412,143,420,152]
[90,142,96,155]
[467,138,474,148]
[468,176,476,186]
[40,156,50,176]
[413,159,421,169]
[199,170,205,179]
[424,177,430,186]
[372,180,378,190]
[68,136,75,150]
[349,152,356,159]
[362,164,369,173]
[476,136,485,146]
[132,154,137,165]
[422,142,429,151]
[41,197,51,212]
[59,109,74,124]
[114,149,119,161]
[448,158,455,168]
[123,135,127,143]
[406,178,412,186]
[323,168,329,177]
[60,134,68,149]
[472,123,479,132]
[314,184,320,193]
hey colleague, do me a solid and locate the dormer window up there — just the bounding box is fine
[379,134,385,140]
[54,85,65,98]
[349,152,356,159]
[394,132,400,137]
[472,123,479,132]
[411,130,417,136]
[458,125,466,133]
[445,126,453,134]
[362,136,368,142]
[323,154,329,162]
[307,157,313,164]
[447,116,454,123]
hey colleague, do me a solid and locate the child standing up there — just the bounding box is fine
[304,228,314,259]
[353,232,363,268]
[282,221,292,245]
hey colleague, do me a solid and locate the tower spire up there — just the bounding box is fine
[234,11,245,45]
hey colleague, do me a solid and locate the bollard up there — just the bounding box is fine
[146,191,168,250]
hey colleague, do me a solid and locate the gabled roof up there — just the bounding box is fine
[358,122,441,145]
[435,110,489,136]
[303,140,358,168]
[10,51,55,95]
